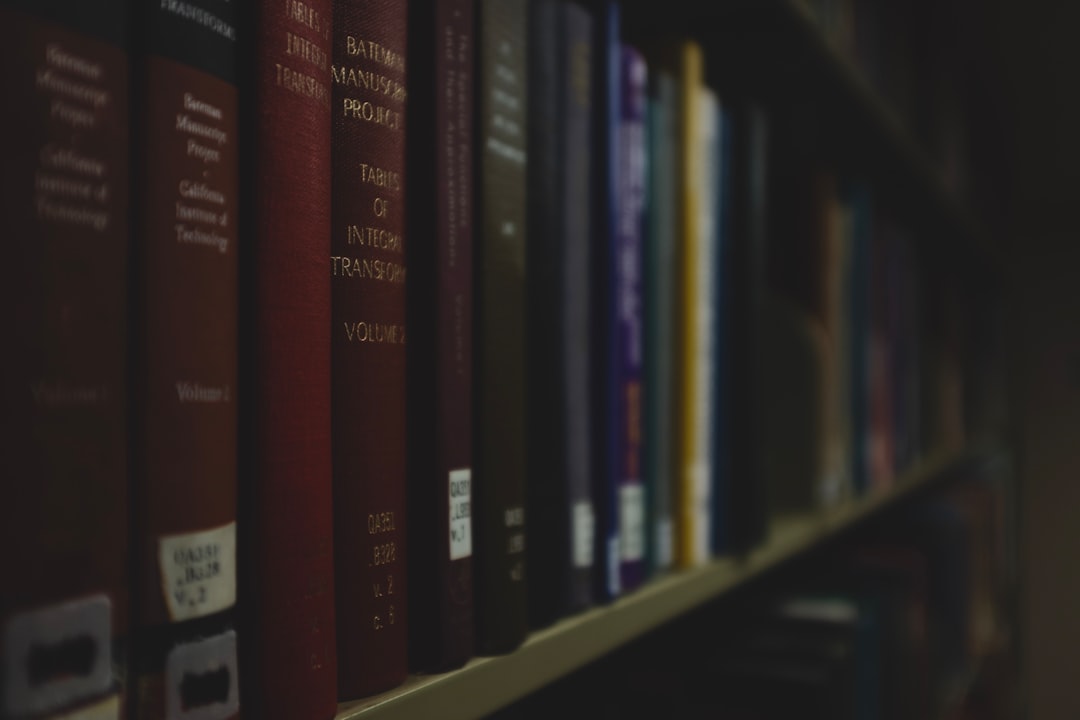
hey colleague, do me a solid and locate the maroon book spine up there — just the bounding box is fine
[129,1,241,717]
[250,0,337,717]
[329,0,410,700]
[0,2,129,718]
[406,0,475,673]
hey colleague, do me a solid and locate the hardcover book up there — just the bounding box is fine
[710,102,735,555]
[0,0,129,716]
[589,0,623,602]
[130,0,241,715]
[245,0,338,715]
[615,45,648,592]
[330,0,410,699]
[845,180,872,497]
[672,39,707,568]
[405,0,476,673]
[525,0,595,629]
[725,100,771,553]
[643,67,677,573]
[473,0,529,655]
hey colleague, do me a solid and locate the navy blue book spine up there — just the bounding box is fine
[711,104,735,556]
[589,0,622,603]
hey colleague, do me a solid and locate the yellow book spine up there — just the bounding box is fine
[674,40,702,569]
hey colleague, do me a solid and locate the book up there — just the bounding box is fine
[643,67,677,574]
[405,0,476,673]
[710,102,736,555]
[245,0,337,715]
[707,596,864,720]
[673,39,710,568]
[472,0,529,655]
[0,0,130,717]
[845,180,872,496]
[887,226,920,475]
[330,0,410,699]
[615,45,648,593]
[589,0,622,602]
[129,0,241,716]
[524,0,595,629]
[725,100,770,553]
[868,212,896,493]
[690,81,720,565]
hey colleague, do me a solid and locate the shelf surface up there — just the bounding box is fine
[336,446,986,720]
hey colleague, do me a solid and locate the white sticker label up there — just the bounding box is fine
[655,518,673,570]
[159,522,237,622]
[691,462,712,565]
[165,630,240,720]
[3,595,113,717]
[572,501,594,568]
[448,468,472,561]
[48,693,120,720]
[619,484,645,562]
[607,536,621,597]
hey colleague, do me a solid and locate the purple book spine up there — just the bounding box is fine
[617,46,648,592]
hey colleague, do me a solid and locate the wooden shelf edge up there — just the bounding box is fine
[335,445,988,720]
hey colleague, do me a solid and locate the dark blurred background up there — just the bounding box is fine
[992,2,1080,717]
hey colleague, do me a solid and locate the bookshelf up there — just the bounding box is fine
[337,446,1002,720]
[0,0,1013,716]
[643,0,999,272]
[330,0,1013,717]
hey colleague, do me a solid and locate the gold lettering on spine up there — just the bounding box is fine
[33,44,115,230]
[275,0,331,106]
[367,510,398,630]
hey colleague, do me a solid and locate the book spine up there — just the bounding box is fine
[727,102,770,552]
[590,0,622,603]
[130,0,240,716]
[473,0,529,655]
[0,2,129,717]
[330,0,409,699]
[869,216,895,492]
[644,69,676,573]
[405,0,475,673]
[524,0,571,629]
[673,40,702,568]
[846,181,872,497]
[690,84,719,565]
[616,45,647,592]
[711,103,735,555]
[560,1,597,613]
[249,0,337,716]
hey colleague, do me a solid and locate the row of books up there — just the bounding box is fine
[1,0,1002,718]
[506,457,1016,719]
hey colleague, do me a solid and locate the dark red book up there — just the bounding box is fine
[129,0,241,716]
[405,0,476,673]
[247,0,337,717]
[330,0,410,700]
[0,1,129,717]
[472,0,529,656]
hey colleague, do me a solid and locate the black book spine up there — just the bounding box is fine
[473,0,529,655]
[728,102,770,553]
[525,0,570,630]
